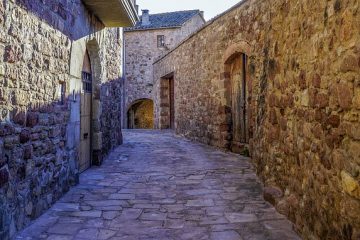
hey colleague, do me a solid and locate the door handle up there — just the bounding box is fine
[84,133,89,139]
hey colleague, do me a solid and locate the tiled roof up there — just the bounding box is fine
[124,10,201,31]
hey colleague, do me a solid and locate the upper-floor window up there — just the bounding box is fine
[157,35,165,47]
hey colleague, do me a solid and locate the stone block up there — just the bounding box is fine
[341,171,360,199]
[92,132,102,150]
[12,110,26,126]
[326,115,340,128]
[4,135,19,148]
[0,166,9,188]
[298,70,307,90]
[38,114,49,125]
[350,123,360,140]
[26,112,39,127]
[349,141,360,164]
[20,129,30,143]
[337,83,353,110]
[263,186,283,205]
[340,54,359,72]
[0,64,4,76]
[49,126,61,138]
[314,93,329,108]
[269,108,277,125]
[92,100,102,120]
[4,45,22,63]
[300,89,310,107]
[92,150,102,166]
[23,145,33,160]
[354,88,360,110]
[312,73,321,88]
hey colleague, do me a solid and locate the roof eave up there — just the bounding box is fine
[82,0,139,27]
[124,26,181,32]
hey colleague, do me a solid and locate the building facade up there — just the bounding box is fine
[123,10,205,129]
[0,0,138,239]
[153,0,360,239]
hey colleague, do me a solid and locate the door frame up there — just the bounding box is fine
[159,72,175,130]
[80,52,93,173]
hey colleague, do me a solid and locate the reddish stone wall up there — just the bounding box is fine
[153,0,360,239]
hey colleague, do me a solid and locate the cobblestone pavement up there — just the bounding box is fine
[16,130,301,240]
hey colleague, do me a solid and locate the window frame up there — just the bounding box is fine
[157,35,165,48]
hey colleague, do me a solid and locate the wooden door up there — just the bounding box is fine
[169,77,175,129]
[231,54,248,144]
[80,51,92,172]
[241,54,248,143]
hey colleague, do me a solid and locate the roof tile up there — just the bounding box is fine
[124,10,201,31]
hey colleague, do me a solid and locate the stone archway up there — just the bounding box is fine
[84,39,103,166]
[127,99,154,129]
[68,38,103,173]
[222,41,253,154]
[67,37,102,174]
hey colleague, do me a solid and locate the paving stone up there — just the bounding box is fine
[97,229,117,240]
[164,219,185,229]
[211,230,243,240]
[68,211,102,218]
[46,235,73,240]
[225,213,258,223]
[47,223,82,235]
[75,228,98,240]
[186,199,214,207]
[15,130,300,239]
[109,193,135,200]
[102,211,120,220]
[139,211,167,221]
[51,203,80,212]
[118,208,142,219]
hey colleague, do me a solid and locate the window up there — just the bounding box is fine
[82,71,92,93]
[157,35,165,47]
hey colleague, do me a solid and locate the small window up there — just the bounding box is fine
[82,71,92,93]
[58,82,66,104]
[157,35,165,47]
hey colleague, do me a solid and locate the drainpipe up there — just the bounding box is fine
[122,28,127,129]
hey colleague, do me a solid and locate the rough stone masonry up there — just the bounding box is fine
[123,10,205,128]
[153,0,360,239]
[0,0,136,239]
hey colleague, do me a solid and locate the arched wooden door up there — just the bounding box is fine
[80,50,92,172]
[231,53,249,147]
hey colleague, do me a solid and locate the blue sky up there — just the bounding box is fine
[136,0,242,20]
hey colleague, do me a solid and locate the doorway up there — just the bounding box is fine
[159,74,175,129]
[169,76,175,129]
[80,50,92,172]
[226,53,250,153]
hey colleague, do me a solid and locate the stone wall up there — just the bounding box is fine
[153,0,360,239]
[0,0,124,239]
[123,14,204,128]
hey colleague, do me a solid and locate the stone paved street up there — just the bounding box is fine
[15,130,300,240]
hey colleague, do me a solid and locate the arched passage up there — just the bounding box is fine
[78,39,103,172]
[127,99,154,129]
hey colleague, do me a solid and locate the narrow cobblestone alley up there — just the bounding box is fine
[15,130,300,240]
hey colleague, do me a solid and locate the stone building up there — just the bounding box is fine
[153,0,360,239]
[0,0,138,239]
[123,10,205,129]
